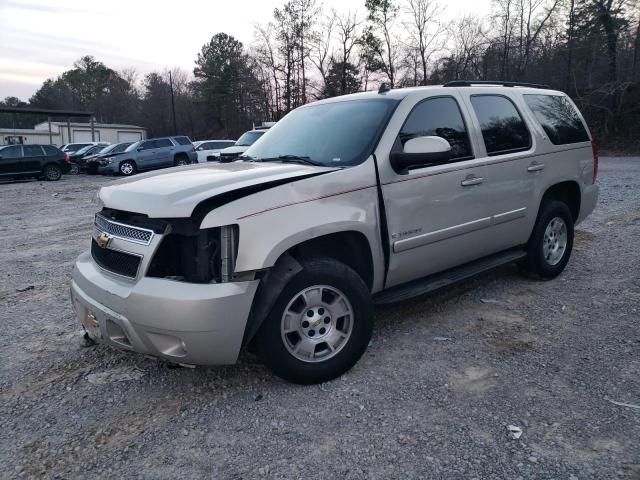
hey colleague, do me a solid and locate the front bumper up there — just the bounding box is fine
[71,251,259,365]
[97,163,118,174]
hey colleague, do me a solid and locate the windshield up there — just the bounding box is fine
[75,145,93,155]
[125,141,141,152]
[245,99,397,167]
[236,131,264,147]
[100,143,131,155]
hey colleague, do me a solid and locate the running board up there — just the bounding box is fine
[374,249,527,306]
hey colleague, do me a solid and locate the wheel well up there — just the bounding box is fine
[174,152,189,160]
[541,181,581,221]
[287,231,374,291]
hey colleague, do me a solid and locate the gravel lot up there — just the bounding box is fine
[1,157,639,479]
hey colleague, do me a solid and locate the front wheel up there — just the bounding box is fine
[68,162,80,175]
[119,160,136,176]
[255,257,373,384]
[519,200,574,279]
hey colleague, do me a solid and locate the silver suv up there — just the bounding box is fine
[97,136,196,176]
[71,81,598,384]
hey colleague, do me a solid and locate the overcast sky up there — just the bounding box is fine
[0,0,491,101]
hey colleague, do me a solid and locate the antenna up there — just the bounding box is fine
[378,83,391,94]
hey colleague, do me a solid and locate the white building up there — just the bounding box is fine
[0,121,146,146]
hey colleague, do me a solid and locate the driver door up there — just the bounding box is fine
[380,95,492,288]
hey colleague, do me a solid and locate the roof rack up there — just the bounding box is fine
[443,80,549,89]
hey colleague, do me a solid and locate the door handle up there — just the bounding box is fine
[527,162,545,172]
[461,175,484,186]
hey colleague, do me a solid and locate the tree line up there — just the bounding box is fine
[1,0,638,150]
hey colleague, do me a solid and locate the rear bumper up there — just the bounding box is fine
[71,251,259,365]
[577,183,599,225]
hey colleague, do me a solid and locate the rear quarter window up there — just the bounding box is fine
[174,136,192,145]
[523,94,590,145]
[43,145,62,156]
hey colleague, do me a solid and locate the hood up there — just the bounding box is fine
[99,161,336,218]
[219,145,248,155]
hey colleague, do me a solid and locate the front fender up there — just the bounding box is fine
[200,159,386,291]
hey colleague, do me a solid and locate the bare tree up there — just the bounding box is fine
[403,0,446,84]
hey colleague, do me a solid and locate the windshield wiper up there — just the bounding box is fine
[255,155,325,167]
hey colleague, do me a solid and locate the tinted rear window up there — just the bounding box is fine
[470,95,531,155]
[23,145,44,156]
[523,94,590,145]
[43,145,62,155]
[173,136,191,145]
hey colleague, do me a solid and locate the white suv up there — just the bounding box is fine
[71,81,598,384]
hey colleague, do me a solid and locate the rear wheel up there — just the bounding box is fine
[174,155,190,166]
[43,164,62,181]
[519,200,574,279]
[255,257,373,384]
[119,160,136,176]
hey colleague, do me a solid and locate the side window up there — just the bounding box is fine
[211,142,228,149]
[43,145,61,155]
[140,140,156,150]
[155,139,173,148]
[470,95,531,156]
[398,96,473,162]
[523,94,590,145]
[174,136,191,146]
[0,146,22,157]
[23,145,44,156]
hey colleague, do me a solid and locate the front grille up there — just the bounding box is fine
[91,240,141,278]
[95,214,153,245]
[219,152,240,163]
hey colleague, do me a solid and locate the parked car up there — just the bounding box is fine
[194,140,236,163]
[216,129,267,162]
[67,143,110,174]
[96,136,196,176]
[84,142,133,174]
[0,144,72,181]
[61,142,106,155]
[71,81,598,384]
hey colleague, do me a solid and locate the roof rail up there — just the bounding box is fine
[443,80,550,89]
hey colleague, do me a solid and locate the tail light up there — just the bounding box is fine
[64,154,71,164]
[591,140,598,184]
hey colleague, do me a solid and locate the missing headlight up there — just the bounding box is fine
[147,225,238,283]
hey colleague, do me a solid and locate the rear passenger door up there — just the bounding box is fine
[463,93,537,252]
[21,145,46,173]
[154,138,174,166]
[136,140,157,169]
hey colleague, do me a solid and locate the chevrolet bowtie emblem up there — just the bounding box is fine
[96,232,111,248]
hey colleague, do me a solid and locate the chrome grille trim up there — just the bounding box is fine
[94,214,154,245]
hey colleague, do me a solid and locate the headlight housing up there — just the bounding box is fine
[147,224,239,283]
[92,191,104,209]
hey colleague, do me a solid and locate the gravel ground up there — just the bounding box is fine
[0,157,638,479]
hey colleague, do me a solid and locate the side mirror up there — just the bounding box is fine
[390,136,451,174]
[137,147,143,151]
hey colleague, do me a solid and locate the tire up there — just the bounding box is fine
[43,164,62,181]
[519,200,574,279]
[119,160,136,176]
[68,163,80,175]
[255,257,373,384]
[174,155,189,166]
